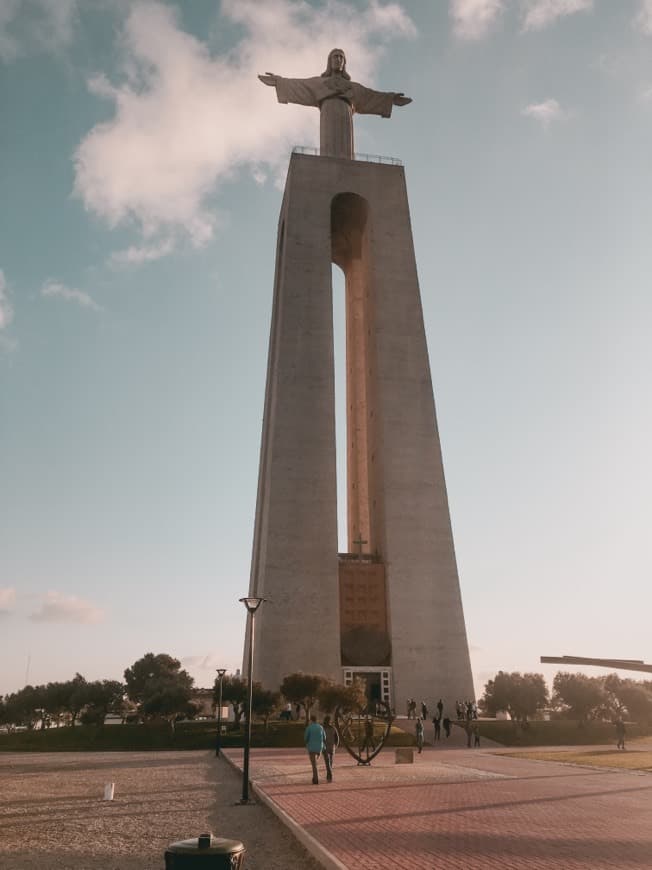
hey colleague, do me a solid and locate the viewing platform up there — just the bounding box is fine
[292,145,402,165]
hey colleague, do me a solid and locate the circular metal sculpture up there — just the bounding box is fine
[335,700,394,766]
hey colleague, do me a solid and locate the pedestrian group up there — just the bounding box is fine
[406,695,481,750]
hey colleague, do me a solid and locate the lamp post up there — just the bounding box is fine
[239,596,265,804]
[215,668,226,757]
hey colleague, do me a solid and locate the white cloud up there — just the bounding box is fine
[635,0,652,35]
[451,0,593,39]
[109,238,175,266]
[520,0,593,32]
[0,587,16,613]
[0,1,20,63]
[41,279,102,311]
[73,0,416,253]
[180,654,224,673]
[521,97,569,128]
[180,654,242,685]
[0,269,14,330]
[0,0,77,63]
[450,0,506,40]
[638,83,652,102]
[30,591,105,624]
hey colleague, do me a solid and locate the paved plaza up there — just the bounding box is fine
[1,740,650,868]
[225,738,652,870]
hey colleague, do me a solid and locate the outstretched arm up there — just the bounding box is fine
[257,73,320,108]
[353,83,412,118]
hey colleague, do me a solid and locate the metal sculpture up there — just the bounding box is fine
[335,700,394,766]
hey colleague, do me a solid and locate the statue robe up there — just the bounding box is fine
[272,75,397,159]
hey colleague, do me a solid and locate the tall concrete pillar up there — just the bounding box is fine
[246,152,474,709]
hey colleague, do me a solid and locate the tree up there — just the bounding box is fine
[479,672,513,718]
[124,653,194,727]
[42,681,75,727]
[142,685,195,732]
[612,680,652,725]
[42,675,88,727]
[2,675,127,730]
[3,685,46,729]
[280,673,324,722]
[66,674,90,726]
[2,679,87,729]
[509,674,549,723]
[317,679,367,714]
[252,686,280,730]
[552,672,607,722]
[479,671,549,723]
[217,675,248,727]
[124,653,193,703]
[603,674,626,718]
[78,680,125,726]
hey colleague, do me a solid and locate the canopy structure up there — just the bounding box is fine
[541,656,652,675]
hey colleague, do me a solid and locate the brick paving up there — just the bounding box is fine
[224,743,652,869]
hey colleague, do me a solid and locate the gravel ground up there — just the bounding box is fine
[0,750,322,869]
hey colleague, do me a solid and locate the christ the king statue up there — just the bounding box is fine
[259,48,412,160]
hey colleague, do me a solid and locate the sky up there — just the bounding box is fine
[1,0,651,701]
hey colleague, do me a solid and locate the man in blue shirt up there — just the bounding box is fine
[304,714,326,784]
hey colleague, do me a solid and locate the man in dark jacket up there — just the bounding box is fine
[322,714,339,781]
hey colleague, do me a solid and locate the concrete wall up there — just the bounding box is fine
[246,153,474,709]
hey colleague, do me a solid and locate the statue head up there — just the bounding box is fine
[322,48,350,79]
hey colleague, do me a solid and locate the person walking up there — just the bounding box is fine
[322,714,339,781]
[472,723,480,747]
[443,716,451,738]
[421,700,428,721]
[437,698,444,719]
[615,718,626,751]
[415,716,424,753]
[359,716,377,762]
[304,714,326,784]
[433,715,441,741]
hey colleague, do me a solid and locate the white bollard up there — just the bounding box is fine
[103,782,115,800]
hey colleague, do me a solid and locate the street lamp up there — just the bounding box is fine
[238,596,265,804]
[215,668,227,757]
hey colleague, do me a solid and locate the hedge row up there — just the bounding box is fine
[0,720,414,752]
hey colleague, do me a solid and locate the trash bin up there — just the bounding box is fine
[164,833,246,868]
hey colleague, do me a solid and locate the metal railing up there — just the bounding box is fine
[292,145,402,166]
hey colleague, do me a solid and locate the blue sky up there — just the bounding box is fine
[1,0,651,699]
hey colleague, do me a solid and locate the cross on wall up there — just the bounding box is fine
[352,533,368,558]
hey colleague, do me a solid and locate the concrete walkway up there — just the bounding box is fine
[224,743,652,869]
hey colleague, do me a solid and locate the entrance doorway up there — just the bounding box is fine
[342,667,392,708]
